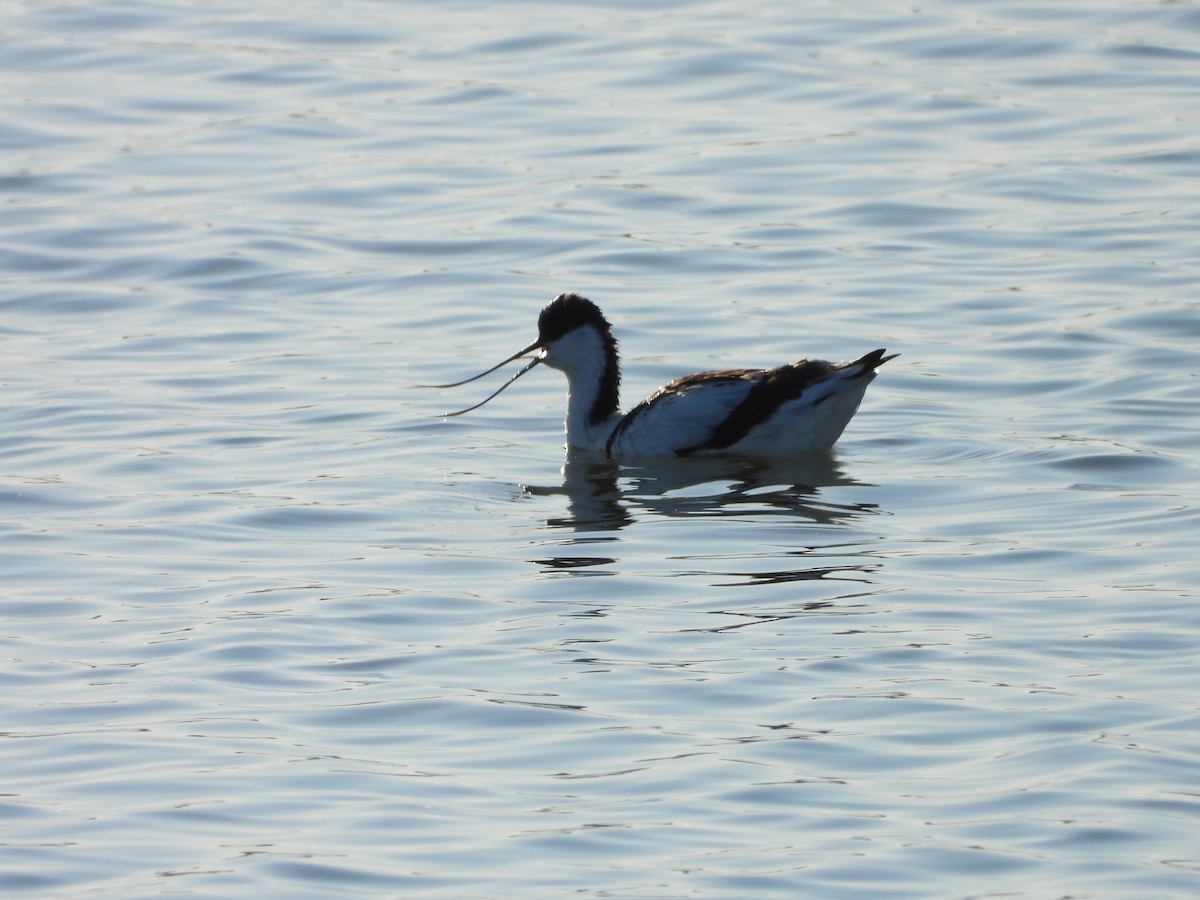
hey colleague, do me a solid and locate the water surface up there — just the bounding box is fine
[2,1,1198,896]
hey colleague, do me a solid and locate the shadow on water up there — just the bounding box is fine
[525,450,876,532]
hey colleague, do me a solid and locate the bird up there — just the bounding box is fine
[427,293,895,459]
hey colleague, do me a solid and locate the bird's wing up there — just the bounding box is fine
[605,369,767,458]
[606,355,894,458]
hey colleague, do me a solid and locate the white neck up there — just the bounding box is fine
[562,373,622,451]
[542,327,622,452]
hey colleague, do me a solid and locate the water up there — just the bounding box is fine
[3,1,1198,896]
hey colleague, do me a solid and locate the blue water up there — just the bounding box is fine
[3,1,1198,896]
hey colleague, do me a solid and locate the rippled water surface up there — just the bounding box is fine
[3,1,1199,896]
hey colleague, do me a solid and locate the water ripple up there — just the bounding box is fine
[3,0,1198,896]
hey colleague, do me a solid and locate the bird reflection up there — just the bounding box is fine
[524,450,870,533]
[522,452,887,626]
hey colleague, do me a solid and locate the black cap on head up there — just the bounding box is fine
[537,293,613,344]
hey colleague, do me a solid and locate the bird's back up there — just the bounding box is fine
[606,350,892,459]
